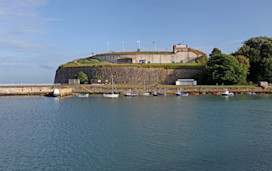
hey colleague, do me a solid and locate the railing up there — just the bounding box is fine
[0,83,61,87]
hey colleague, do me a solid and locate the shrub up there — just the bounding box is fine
[77,72,88,84]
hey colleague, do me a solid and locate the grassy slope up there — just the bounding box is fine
[59,58,205,70]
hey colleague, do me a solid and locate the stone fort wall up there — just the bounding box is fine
[54,66,204,85]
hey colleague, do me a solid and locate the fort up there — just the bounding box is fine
[91,44,205,64]
[55,44,207,85]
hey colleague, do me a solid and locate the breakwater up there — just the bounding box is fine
[0,86,72,96]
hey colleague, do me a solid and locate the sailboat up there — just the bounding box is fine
[124,89,138,97]
[103,76,119,98]
[140,80,150,96]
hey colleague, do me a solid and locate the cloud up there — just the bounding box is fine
[0,0,47,20]
[45,18,61,22]
[0,38,50,52]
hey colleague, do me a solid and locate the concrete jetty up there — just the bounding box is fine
[0,84,72,96]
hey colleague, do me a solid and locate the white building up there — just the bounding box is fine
[176,79,197,86]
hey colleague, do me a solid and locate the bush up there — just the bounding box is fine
[77,72,88,84]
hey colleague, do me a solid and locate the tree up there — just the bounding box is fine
[234,36,272,82]
[260,57,272,82]
[196,55,208,65]
[206,54,247,85]
[209,48,222,57]
[234,55,250,74]
[77,72,88,84]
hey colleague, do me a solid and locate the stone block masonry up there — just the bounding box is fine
[54,66,203,85]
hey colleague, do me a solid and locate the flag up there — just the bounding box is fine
[137,40,140,43]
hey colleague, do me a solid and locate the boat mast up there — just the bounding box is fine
[111,75,114,93]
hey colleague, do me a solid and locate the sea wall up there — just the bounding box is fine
[71,85,272,94]
[54,66,203,85]
[0,86,72,96]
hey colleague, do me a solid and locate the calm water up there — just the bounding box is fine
[1,95,272,170]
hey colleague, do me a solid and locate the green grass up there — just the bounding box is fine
[77,58,110,64]
[59,60,205,69]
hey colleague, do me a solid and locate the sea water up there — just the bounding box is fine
[1,95,272,170]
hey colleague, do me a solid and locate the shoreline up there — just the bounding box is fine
[1,84,271,96]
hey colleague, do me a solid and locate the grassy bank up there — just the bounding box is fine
[59,59,205,69]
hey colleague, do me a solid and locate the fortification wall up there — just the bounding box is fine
[93,51,200,64]
[54,66,203,85]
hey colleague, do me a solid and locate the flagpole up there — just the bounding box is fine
[107,41,110,52]
[153,41,157,52]
[137,40,141,51]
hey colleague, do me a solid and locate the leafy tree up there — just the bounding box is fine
[234,55,250,74]
[206,54,247,85]
[196,55,208,65]
[209,48,222,57]
[77,72,88,84]
[260,57,272,82]
[234,36,272,82]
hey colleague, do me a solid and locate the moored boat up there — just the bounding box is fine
[140,92,150,96]
[222,90,234,96]
[189,92,199,95]
[124,92,138,97]
[175,91,189,96]
[243,91,256,95]
[212,92,222,95]
[103,92,119,98]
[53,89,61,97]
[103,75,119,98]
[153,91,166,96]
[76,94,89,97]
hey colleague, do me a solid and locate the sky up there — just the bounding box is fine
[0,0,272,83]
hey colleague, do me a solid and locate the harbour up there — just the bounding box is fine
[1,95,272,170]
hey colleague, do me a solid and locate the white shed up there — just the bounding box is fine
[176,79,197,86]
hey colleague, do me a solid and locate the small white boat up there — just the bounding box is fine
[103,92,119,98]
[140,80,150,96]
[175,91,189,96]
[140,92,150,96]
[53,89,61,97]
[124,89,138,97]
[76,94,89,97]
[103,76,119,98]
[124,92,138,97]
[222,90,234,96]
